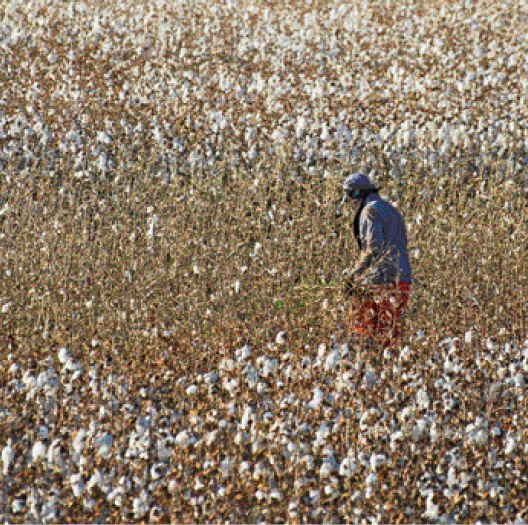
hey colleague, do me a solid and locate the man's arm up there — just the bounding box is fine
[350,206,385,282]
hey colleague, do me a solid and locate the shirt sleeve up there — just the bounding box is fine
[352,206,385,279]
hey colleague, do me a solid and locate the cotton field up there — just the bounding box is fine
[1,0,528,523]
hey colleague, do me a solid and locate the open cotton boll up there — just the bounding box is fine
[313,422,329,448]
[447,466,457,488]
[365,472,378,487]
[87,469,105,493]
[58,347,70,363]
[319,459,336,478]
[70,473,85,498]
[369,453,386,471]
[235,344,252,360]
[12,497,25,514]
[186,384,198,395]
[261,358,278,377]
[307,387,324,410]
[275,331,286,345]
[339,456,358,477]
[412,419,428,440]
[2,438,15,475]
[416,388,430,410]
[133,491,149,519]
[422,492,440,520]
[325,349,340,372]
[504,434,517,455]
[96,433,114,459]
[240,405,253,429]
[175,431,195,448]
[31,441,47,464]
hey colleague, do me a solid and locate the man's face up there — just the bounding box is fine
[335,191,360,217]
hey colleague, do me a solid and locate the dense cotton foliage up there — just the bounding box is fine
[1,0,528,523]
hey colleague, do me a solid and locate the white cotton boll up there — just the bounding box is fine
[390,430,404,451]
[319,459,335,478]
[220,456,231,477]
[204,371,218,384]
[39,425,49,440]
[133,492,149,519]
[271,128,285,144]
[365,472,378,487]
[308,387,324,410]
[325,349,340,372]
[2,303,13,314]
[400,345,411,360]
[244,364,258,388]
[270,489,282,500]
[71,473,85,498]
[253,462,266,480]
[83,498,96,512]
[416,389,430,410]
[186,384,198,395]
[339,456,358,477]
[58,347,70,363]
[309,489,320,505]
[87,469,105,493]
[31,441,47,463]
[97,131,112,144]
[423,493,440,520]
[444,357,453,373]
[473,428,488,446]
[486,338,499,352]
[40,498,58,523]
[412,419,428,440]
[239,461,250,475]
[370,454,386,471]
[96,434,114,459]
[505,435,517,455]
[296,116,308,138]
[12,497,25,514]
[240,406,253,430]
[146,214,158,240]
[447,466,457,487]
[194,478,204,490]
[514,372,525,388]
[430,423,440,443]
[262,358,278,377]
[301,454,315,469]
[236,344,252,360]
[465,331,472,344]
[73,429,86,460]
[314,422,329,448]
[275,331,286,345]
[320,123,330,141]
[2,439,15,475]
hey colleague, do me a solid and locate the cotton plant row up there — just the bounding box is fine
[2,330,528,523]
[0,0,527,181]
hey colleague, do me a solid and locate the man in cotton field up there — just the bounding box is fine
[335,173,412,351]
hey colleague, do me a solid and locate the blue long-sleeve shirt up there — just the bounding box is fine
[352,193,412,284]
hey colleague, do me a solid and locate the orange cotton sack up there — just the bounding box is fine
[348,282,411,350]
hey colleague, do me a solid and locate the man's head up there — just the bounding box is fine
[343,173,379,197]
[335,173,379,217]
